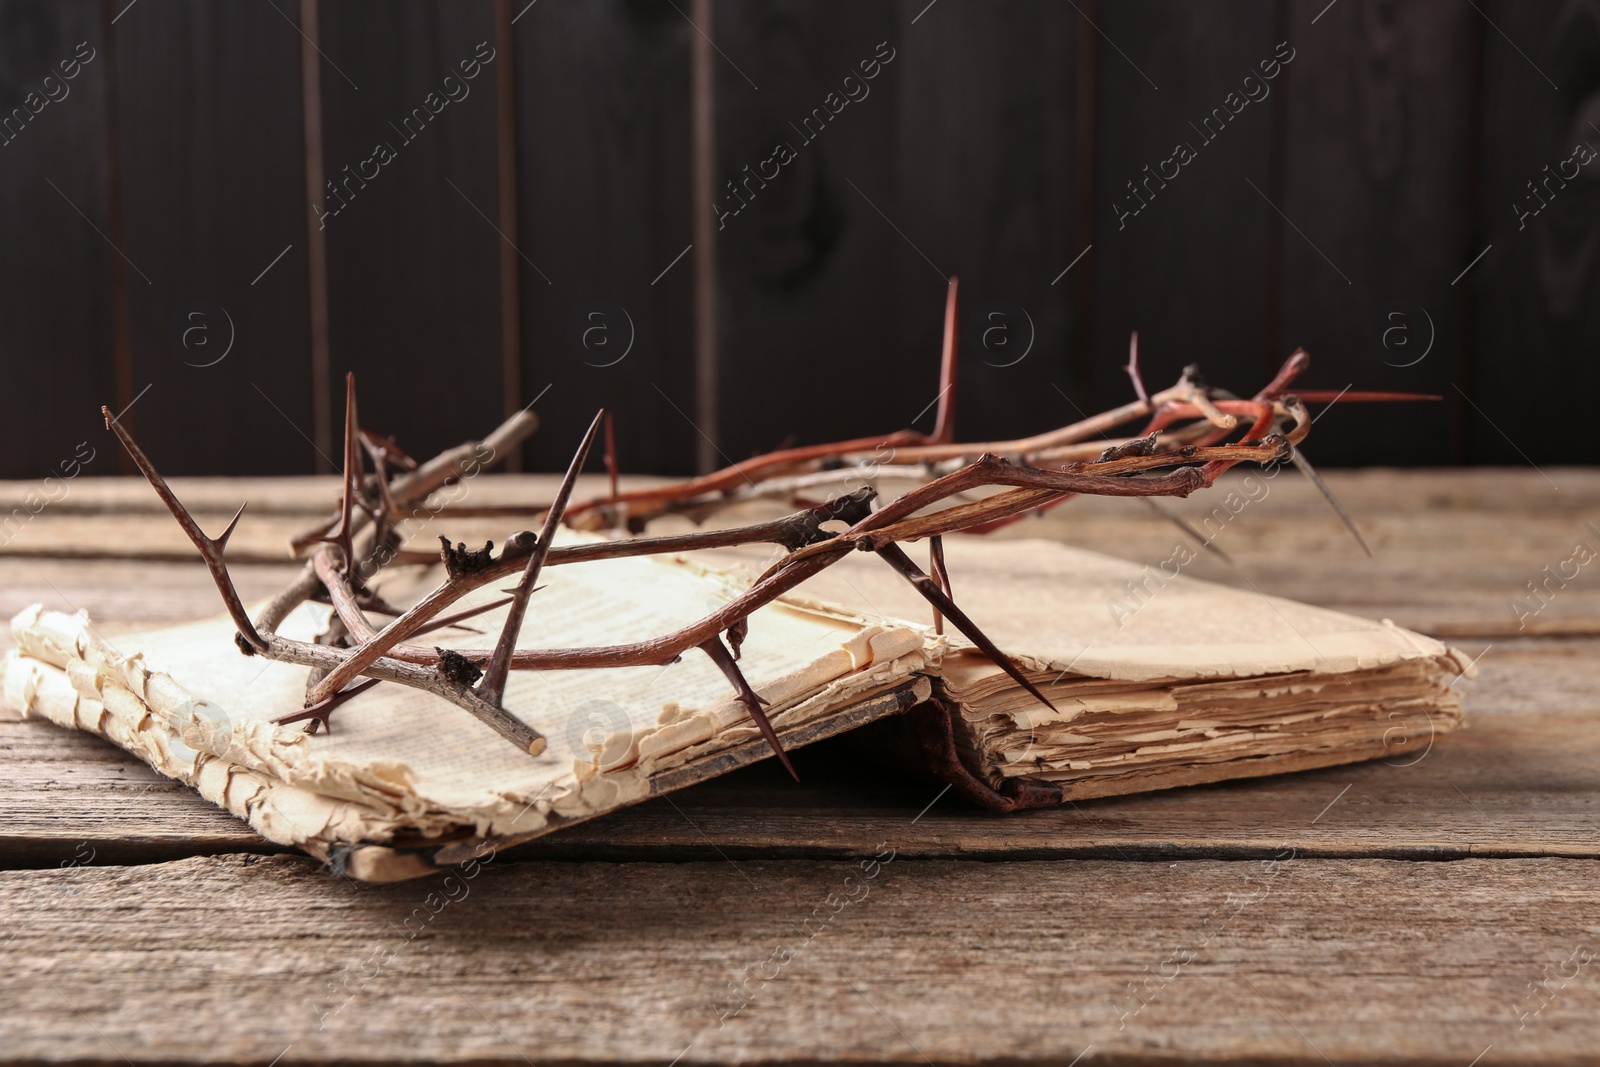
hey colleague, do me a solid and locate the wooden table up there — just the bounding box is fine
[3,470,1596,1066]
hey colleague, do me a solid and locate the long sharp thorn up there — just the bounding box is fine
[874,542,1058,713]
[477,409,605,705]
[1290,446,1373,558]
[343,372,361,472]
[337,373,361,566]
[312,373,363,568]
[928,534,950,635]
[1125,331,1150,405]
[412,595,516,638]
[604,411,619,502]
[931,276,959,443]
[699,633,797,781]
[1140,498,1233,565]
[1296,389,1442,403]
[274,677,381,734]
[101,405,266,651]
[215,501,249,550]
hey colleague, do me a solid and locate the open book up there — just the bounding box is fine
[1,535,1470,880]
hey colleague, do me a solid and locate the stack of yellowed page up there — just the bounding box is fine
[1,535,1470,880]
[794,539,1472,798]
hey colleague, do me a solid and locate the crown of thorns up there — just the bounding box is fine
[104,280,1424,779]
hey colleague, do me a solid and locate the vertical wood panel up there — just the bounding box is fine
[491,0,521,464]
[711,0,902,460]
[713,0,1080,459]
[1277,0,1471,467]
[1472,0,1600,466]
[299,0,333,471]
[318,0,504,463]
[690,0,718,475]
[1072,0,1099,409]
[0,0,117,483]
[891,0,1080,445]
[113,0,311,474]
[4,4,1595,474]
[1090,1,1279,413]
[512,0,696,474]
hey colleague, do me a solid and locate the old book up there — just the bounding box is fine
[1,534,1469,880]
[790,538,1472,809]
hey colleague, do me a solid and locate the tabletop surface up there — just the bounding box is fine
[1,468,1595,1066]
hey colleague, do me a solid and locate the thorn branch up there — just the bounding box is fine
[477,408,605,706]
[699,632,796,781]
[873,542,1058,714]
[102,406,266,651]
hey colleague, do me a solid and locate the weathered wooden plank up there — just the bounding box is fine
[112,0,313,475]
[2,636,1592,867]
[0,558,301,654]
[5,470,1599,637]
[511,0,697,474]
[1279,0,1473,464]
[708,0,1082,454]
[0,476,342,517]
[0,719,278,868]
[2,852,1596,1064]
[2,468,1594,522]
[1095,466,1600,637]
[0,0,119,483]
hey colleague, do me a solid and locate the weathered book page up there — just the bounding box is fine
[788,535,1460,679]
[2,535,933,862]
[945,659,1464,794]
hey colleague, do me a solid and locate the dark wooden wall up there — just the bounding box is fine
[0,0,1595,478]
